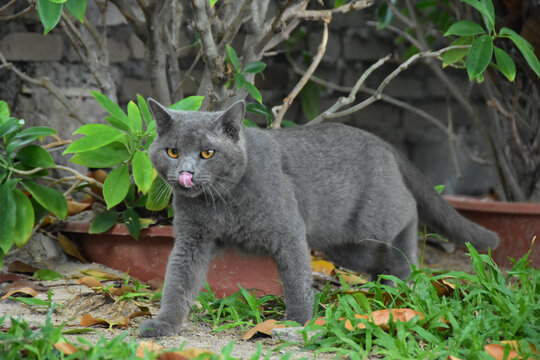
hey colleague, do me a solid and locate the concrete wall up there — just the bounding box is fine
[0,2,495,195]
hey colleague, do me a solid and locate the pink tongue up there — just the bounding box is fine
[179,172,194,188]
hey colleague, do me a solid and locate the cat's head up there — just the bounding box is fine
[147,98,248,198]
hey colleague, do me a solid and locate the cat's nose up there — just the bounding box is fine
[179,171,194,188]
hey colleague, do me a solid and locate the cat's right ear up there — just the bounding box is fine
[147,98,172,136]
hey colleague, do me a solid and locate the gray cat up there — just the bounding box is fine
[139,98,499,337]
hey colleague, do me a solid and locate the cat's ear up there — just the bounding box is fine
[147,98,172,136]
[217,100,245,140]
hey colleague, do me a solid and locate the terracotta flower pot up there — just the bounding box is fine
[445,195,540,268]
[60,222,283,298]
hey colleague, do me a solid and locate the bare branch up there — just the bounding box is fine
[271,21,329,128]
[0,4,33,21]
[9,165,103,189]
[109,0,148,42]
[294,0,373,20]
[0,0,17,13]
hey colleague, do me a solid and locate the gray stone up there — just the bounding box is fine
[0,32,63,61]
[120,78,152,102]
[384,73,425,99]
[129,34,145,59]
[108,38,130,63]
[343,36,392,61]
[308,31,341,63]
[104,3,127,25]
[4,233,68,269]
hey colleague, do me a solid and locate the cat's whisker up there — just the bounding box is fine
[208,182,232,217]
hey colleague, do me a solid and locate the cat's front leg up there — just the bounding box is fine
[139,238,216,337]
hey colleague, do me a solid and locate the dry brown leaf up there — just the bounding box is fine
[136,341,163,358]
[79,269,124,281]
[109,285,135,297]
[160,348,214,360]
[333,269,368,286]
[0,272,31,283]
[147,277,164,290]
[432,279,456,297]
[8,261,40,274]
[3,280,48,294]
[241,319,287,340]
[54,342,78,355]
[80,313,129,328]
[351,309,426,331]
[67,199,91,216]
[130,306,152,319]
[501,340,539,354]
[1,286,39,300]
[57,233,87,263]
[484,344,522,360]
[78,276,104,290]
[310,259,335,276]
[447,356,463,360]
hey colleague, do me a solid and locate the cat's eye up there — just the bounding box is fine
[166,148,179,158]
[200,150,215,159]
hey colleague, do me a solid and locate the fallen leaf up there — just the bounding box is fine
[310,259,335,276]
[0,273,31,283]
[3,280,48,294]
[484,344,521,360]
[139,218,157,229]
[78,276,104,290]
[333,269,368,286]
[1,286,39,300]
[160,349,214,360]
[8,261,40,274]
[242,319,287,340]
[67,199,91,216]
[447,356,463,360]
[80,313,129,328]
[130,306,152,319]
[109,285,134,296]
[348,309,426,331]
[87,169,107,197]
[432,279,455,297]
[57,233,87,263]
[33,269,63,281]
[54,342,78,355]
[136,341,163,358]
[79,269,124,281]
[500,340,539,354]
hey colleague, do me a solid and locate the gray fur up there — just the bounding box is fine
[139,99,499,337]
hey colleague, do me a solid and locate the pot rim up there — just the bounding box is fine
[60,221,174,237]
[444,195,540,215]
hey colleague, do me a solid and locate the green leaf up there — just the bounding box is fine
[281,120,298,127]
[91,91,129,124]
[243,62,266,74]
[169,96,205,111]
[37,0,63,35]
[334,0,346,8]
[146,176,171,211]
[376,3,393,30]
[300,81,320,121]
[0,182,16,253]
[65,0,86,22]
[137,94,153,127]
[17,145,55,169]
[465,34,493,80]
[244,82,262,104]
[105,116,131,132]
[21,180,68,219]
[434,185,445,194]
[124,208,140,240]
[89,211,121,234]
[494,47,516,82]
[127,101,142,133]
[33,269,63,281]
[12,188,35,247]
[63,126,125,154]
[226,45,241,72]
[17,126,56,139]
[243,118,259,128]
[0,118,21,138]
[0,101,9,123]
[69,142,129,168]
[103,165,130,209]
[10,297,50,306]
[499,27,540,78]
[209,0,218,8]
[461,0,494,33]
[132,150,153,194]
[234,73,247,89]
[444,20,485,36]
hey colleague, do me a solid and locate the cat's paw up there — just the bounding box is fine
[139,318,180,337]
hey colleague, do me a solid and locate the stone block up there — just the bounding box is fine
[0,32,63,61]
[108,38,130,63]
[308,31,341,63]
[105,3,127,25]
[120,78,152,102]
[384,73,425,99]
[129,34,145,59]
[343,36,392,61]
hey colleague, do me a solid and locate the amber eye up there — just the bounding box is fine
[166,148,179,158]
[200,150,215,159]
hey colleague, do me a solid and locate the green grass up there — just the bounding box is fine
[1,243,539,359]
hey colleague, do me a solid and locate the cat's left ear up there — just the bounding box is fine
[217,100,245,141]
[148,98,172,136]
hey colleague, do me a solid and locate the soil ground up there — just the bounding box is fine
[0,242,476,359]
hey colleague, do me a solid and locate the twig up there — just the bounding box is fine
[271,21,329,128]
[0,0,17,13]
[294,0,373,20]
[10,165,103,189]
[309,45,470,125]
[172,51,202,101]
[0,4,33,21]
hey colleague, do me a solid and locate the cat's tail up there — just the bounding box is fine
[395,151,500,250]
